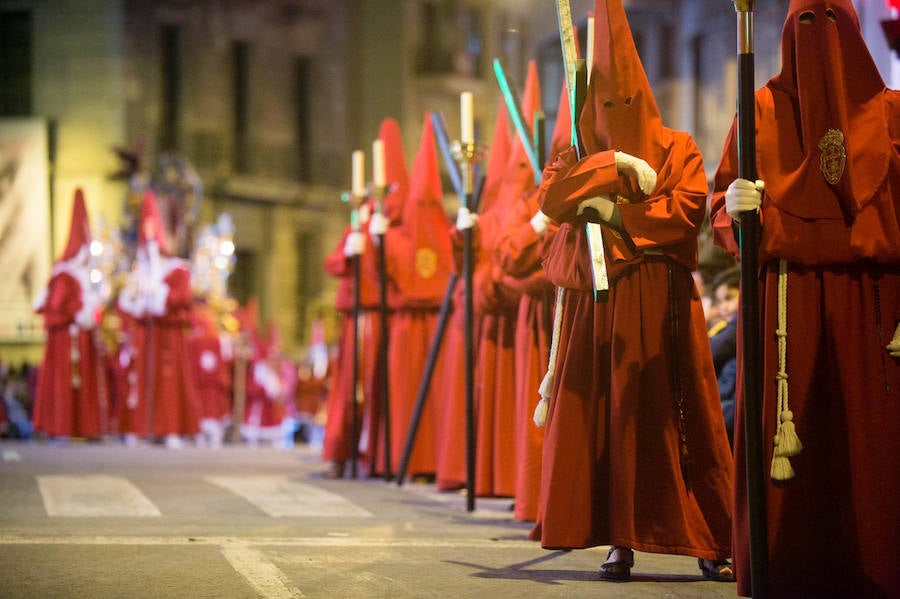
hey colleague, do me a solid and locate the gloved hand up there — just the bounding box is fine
[725,178,765,222]
[577,194,616,222]
[530,210,550,236]
[887,322,900,358]
[368,212,390,236]
[146,282,170,316]
[343,231,366,257]
[456,206,478,231]
[75,295,99,329]
[615,151,657,196]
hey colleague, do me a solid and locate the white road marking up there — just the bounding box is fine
[37,475,161,517]
[0,535,538,549]
[2,450,21,461]
[206,475,373,518]
[220,545,305,599]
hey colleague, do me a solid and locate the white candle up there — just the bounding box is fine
[587,17,595,85]
[372,139,386,188]
[460,91,474,144]
[352,150,365,196]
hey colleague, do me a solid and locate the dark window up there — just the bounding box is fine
[232,41,250,173]
[295,231,321,342]
[230,248,256,305]
[159,24,181,151]
[415,1,483,78]
[0,11,33,116]
[295,57,312,183]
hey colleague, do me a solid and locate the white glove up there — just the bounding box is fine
[725,178,765,222]
[368,212,390,236]
[887,322,900,358]
[456,206,478,231]
[118,281,145,317]
[615,151,657,196]
[146,282,170,316]
[343,231,366,257]
[576,194,616,222]
[530,210,550,236]
[75,295,99,329]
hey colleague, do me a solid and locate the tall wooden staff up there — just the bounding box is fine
[371,139,392,481]
[452,93,484,512]
[396,112,484,486]
[347,150,367,479]
[733,1,768,597]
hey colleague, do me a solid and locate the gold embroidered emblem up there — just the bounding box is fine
[415,247,437,279]
[818,128,846,185]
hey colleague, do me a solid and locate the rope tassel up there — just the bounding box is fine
[534,286,566,427]
[771,259,802,481]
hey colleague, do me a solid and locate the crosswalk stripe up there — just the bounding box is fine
[0,535,539,549]
[220,545,305,599]
[206,475,373,518]
[37,475,161,517]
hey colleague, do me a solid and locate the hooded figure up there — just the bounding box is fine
[118,191,199,447]
[434,98,512,492]
[321,119,406,477]
[33,188,106,438]
[466,60,543,499]
[493,72,572,522]
[379,114,452,477]
[710,2,900,597]
[535,0,734,581]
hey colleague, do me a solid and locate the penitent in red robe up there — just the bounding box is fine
[322,213,384,472]
[493,189,557,521]
[122,261,201,438]
[536,138,733,561]
[709,2,900,596]
[33,266,104,438]
[381,115,452,476]
[433,100,512,492]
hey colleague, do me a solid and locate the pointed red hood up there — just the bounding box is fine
[378,118,409,223]
[548,76,573,167]
[398,114,453,303]
[580,0,665,170]
[137,190,170,254]
[759,0,889,219]
[59,188,91,261]
[477,99,512,214]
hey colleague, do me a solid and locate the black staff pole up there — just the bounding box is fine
[733,1,768,597]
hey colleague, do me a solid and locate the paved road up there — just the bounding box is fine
[0,441,739,598]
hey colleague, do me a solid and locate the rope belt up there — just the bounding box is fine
[770,258,803,481]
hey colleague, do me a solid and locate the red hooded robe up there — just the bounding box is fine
[710,1,900,596]
[33,188,105,438]
[534,0,733,561]
[434,100,512,491]
[381,115,453,476]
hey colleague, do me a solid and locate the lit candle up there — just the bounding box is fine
[587,17,595,84]
[372,139,386,188]
[460,91,474,144]
[352,150,365,196]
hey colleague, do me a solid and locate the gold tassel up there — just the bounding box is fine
[533,397,549,427]
[775,410,803,457]
[770,455,795,481]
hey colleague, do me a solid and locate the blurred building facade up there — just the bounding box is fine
[1,0,896,360]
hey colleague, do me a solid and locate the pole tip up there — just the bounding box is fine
[733,0,755,11]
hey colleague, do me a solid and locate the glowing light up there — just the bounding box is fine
[220,239,235,256]
[90,240,103,256]
[90,269,102,284]
[214,256,229,270]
